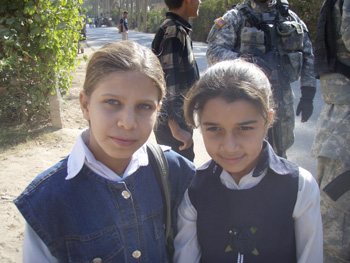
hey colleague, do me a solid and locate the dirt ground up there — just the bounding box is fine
[0,46,93,262]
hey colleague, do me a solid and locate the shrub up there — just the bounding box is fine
[0,0,85,124]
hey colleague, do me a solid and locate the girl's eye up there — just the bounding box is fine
[207,127,220,132]
[138,104,153,110]
[239,126,253,131]
[106,99,119,105]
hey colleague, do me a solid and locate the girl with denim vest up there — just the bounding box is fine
[174,59,323,263]
[14,41,195,263]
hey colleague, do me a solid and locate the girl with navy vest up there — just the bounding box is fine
[174,60,323,263]
[14,41,195,263]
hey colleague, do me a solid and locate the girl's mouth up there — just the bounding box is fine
[110,137,137,147]
[221,155,245,165]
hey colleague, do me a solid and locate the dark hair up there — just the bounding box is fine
[123,11,128,14]
[184,59,274,128]
[164,0,184,10]
[83,41,165,101]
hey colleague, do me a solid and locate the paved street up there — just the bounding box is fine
[84,26,323,176]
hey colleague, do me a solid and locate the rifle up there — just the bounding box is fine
[250,49,285,157]
[266,52,285,157]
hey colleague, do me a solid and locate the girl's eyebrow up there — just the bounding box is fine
[237,120,258,125]
[202,120,258,126]
[202,121,218,126]
[100,93,157,103]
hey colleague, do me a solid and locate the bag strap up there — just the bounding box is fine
[146,143,174,258]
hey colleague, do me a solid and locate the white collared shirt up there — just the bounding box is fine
[23,129,169,263]
[66,129,150,181]
[174,162,323,263]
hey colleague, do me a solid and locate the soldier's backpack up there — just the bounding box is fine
[147,143,175,260]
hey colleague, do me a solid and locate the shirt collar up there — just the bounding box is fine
[252,140,292,177]
[66,129,149,181]
[166,12,192,32]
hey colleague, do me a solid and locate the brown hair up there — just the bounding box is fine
[164,0,184,10]
[184,59,274,128]
[83,40,165,102]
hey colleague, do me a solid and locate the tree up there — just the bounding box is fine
[191,0,238,42]
[0,0,85,126]
[143,0,148,32]
[289,0,323,43]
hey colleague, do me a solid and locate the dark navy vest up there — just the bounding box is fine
[189,144,299,262]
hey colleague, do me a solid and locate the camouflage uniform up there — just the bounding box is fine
[311,0,350,261]
[206,0,316,157]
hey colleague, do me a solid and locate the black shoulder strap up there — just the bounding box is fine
[323,169,350,201]
[146,143,174,258]
[238,6,261,28]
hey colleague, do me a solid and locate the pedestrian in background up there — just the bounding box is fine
[174,59,322,262]
[206,0,317,158]
[151,0,200,162]
[119,11,129,40]
[312,0,350,261]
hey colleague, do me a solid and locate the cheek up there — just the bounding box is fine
[202,133,218,153]
[139,111,158,128]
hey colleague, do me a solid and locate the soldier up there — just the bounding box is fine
[312,0,350,262]
[206,0,316,158]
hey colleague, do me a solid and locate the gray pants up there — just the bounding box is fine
[317,156,350,262]
[268,84,295,157]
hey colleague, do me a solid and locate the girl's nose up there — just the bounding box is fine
[223,133,239,152]
[118,107,137,130]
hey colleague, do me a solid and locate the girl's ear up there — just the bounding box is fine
[264,109,275,136]
[79,91,90,121]
[268,109,274,126]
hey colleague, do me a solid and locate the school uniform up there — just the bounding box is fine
[174,141,323,263]
[15,129,195,263]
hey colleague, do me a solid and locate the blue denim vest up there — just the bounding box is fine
[15,150,195,263]
[189,142,299,262]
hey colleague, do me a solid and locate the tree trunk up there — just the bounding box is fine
[143,0,147,32]
[136,0,141,30]
[48,77,62,129]
[130,0,134,28]
[225,0,229,9]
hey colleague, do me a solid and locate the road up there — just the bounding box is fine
[84,26,323,176]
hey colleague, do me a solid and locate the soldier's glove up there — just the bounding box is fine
[296,86,316,122]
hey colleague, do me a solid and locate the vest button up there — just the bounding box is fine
[132,250,141,259]
[122,190,131,199]
[92,258,102,263]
